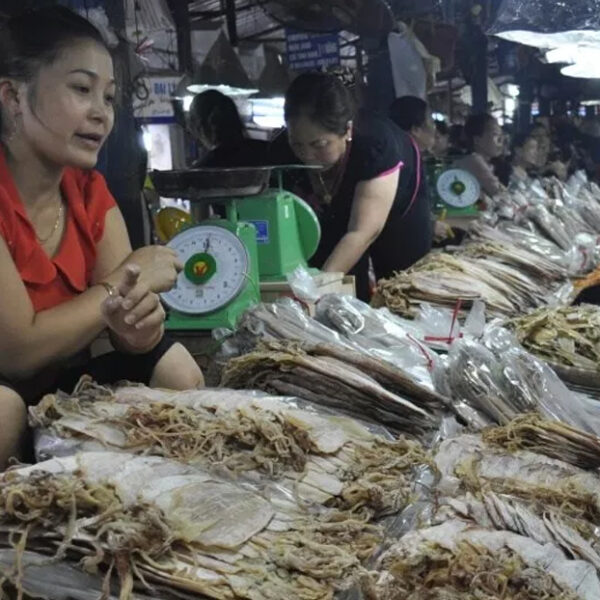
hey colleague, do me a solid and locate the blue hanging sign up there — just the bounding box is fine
[285,29,340,72]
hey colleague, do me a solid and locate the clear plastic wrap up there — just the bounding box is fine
[314,294,437,387]
[473,221,572,272]
[219,297,357,359]
[525,204,572,250]
[566,170,589,198]
[434,324,600,435]
[566,191,600,233]
[0,550,136,600]
[33,384,399,464]
[286,265,321,303]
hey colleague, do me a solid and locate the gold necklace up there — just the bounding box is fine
[36,201,64,243]
[316,172,333,204]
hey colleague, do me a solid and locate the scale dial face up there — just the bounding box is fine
[162,225,249,315]
[437,169,480,208]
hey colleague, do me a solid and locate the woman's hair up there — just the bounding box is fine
[0,6,106,82]
[464,113,495,141]
[284,72,356,136]
[0,6,107,136]
[188,90,245,148]
[511,132,534,152]
[389,96,428,132]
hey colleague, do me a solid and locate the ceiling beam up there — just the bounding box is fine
[240,23,283,41]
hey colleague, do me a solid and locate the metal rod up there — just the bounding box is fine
[241,24,284,41]
[223,0,239,46]
[167,0,193,73]
[189,2,255,20]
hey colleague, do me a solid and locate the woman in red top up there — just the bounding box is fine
[0,7,203,467]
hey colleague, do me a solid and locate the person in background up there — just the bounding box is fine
[530,123,552,174]
[453,114,505,197]
[0,6,203,468]
[432,120,450,160]
[389,96,436,155]
[271,73,432,301]
[388,96,450,242]
[188,90,268,167]
[510,133,539,185]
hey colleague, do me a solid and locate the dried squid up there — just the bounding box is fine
[365,519,599,600]
[508,305,600,371]
[31,378,434,520]
[0,452,378,600]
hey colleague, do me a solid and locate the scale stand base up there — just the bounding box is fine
[165,307,246,331]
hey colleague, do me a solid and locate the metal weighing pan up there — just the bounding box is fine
[150,167,273,201]
[150,165,321,202]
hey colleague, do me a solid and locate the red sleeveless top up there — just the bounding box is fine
[0,150,116,312]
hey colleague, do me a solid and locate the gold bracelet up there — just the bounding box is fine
[98,281,118,298]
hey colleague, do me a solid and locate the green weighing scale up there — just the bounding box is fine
[150,166,321,331]
[427,161,481,217]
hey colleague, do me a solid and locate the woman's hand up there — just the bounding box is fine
[116,246,183,294]
[101,265,166,353]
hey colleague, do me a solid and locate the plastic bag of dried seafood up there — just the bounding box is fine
[215,297,357,360]
[286,265,321,303]
[485,325,600,436]
[314,294,438,388]
[0,550,146,600]
[32,381,400,466]
[432,325,600,435]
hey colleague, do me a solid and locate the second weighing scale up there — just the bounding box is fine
[427,162,481,217]
[150,166,321,331]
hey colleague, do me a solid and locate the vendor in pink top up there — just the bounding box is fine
[453,114,505,198]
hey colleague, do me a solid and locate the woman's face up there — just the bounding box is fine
[517,138,539,166]
[286,115,349,168]
[475,119,504,159]
[536,135,551,167]
[8,39,115,170]
[412,113,436,153]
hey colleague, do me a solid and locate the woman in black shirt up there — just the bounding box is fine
[189,90,267,167]
[273,73,432,300]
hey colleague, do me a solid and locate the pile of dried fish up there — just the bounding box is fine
[482,413,600,470]
[432,329,600,436]
[366,519,598,599]
[469,221,572,273]
[363,421,600,599]
[232,298,437,392]
[455,240,567,281]
[232,299,356,355]
[0,452,379,600]
[31,379,433,520]
[526,204,579,251]
[509,305,600,371]
[373,253,554,318]
[434,432,600,566]
[220,340,443,433]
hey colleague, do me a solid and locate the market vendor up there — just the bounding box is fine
[271,72,432,301]
[454,113,505,198]
[0,7,203,468]
[510,133,539,185]
[189,90,268,168]
[388,95,451,243]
